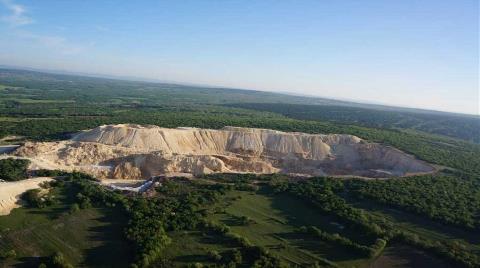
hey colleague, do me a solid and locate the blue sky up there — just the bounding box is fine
[0,0,478,114]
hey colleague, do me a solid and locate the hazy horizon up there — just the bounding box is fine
[0,0,478,115]
[2,63,478,117]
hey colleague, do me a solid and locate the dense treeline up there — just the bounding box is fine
[268,177,480,267]
[298,226,386,258]
[2,100,480,179]
[2,68,480,266]
[344,172,480,229]
[2,105,480,176]
[4,169,480,267]
[270,177,383,244]
[0,158,30,181]
[2,69,480,176]
[125,179,236,267]
[201,220,291,267]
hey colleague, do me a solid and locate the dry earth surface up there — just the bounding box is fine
[0,177,52,215]
[13,124,435,180]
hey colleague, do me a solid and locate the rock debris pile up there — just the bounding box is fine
[14,124,435,179]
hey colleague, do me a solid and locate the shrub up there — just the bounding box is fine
[69,203,80,214]
[21,189,43,208]
[239,215,255,225]
[51,252,73,268]
[35,169,68,177]
[232,249,242,264]
[207,250,222,262]
[0,158,30,181]
[1,249,17,259]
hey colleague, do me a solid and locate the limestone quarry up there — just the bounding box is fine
[13,124,435,180]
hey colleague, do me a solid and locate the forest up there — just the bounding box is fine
[228,103,480,143]
[0,158,30,181]
[1,69,480,267]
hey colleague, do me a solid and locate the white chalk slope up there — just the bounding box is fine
[15,124,434,179]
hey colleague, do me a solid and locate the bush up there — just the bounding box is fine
[69,203,80,214]
[231,249,242,264]
[35,169,68,177]
[1,249,16,259]
[207,250,222,262]
[238,215,255,225]
[0,158,30,181]
[21,189,43,208]
[51,252,73,268]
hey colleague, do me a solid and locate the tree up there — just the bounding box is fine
[0,158,30,181]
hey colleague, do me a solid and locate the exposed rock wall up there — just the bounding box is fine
[14,124,435,179]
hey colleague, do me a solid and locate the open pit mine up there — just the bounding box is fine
[13,124,435,180]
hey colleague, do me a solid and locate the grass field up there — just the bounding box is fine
[0,179,463,268]
[371,243,451,268]
[0,183,132,267]
[162,229,237,267]
[208,190,372,267]
[348,198,480,252]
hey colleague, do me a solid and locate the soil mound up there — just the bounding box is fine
[14,124,435,179]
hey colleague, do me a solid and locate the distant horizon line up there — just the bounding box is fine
[1,63,478,117]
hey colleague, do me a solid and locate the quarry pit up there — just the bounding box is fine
[13,124,435,180]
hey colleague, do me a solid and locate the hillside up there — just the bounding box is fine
[1,68,478,143]
[14,124,434,179]
[1,69,479,268]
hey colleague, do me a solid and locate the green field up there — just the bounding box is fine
[207,190,371,267]
[0,183,132,267]
[348,198,480,251]
[0,68,479,267]
[162,230,238,266]
[371,244,451,268]
[0,174,472,268]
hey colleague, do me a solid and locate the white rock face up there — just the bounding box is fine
[14,124,435,179]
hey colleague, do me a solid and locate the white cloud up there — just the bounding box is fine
[15,30,94,55]
[0,0,33,26]
[0,0,93,56]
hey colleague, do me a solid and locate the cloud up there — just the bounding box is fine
[0,0,33,26]
[0,0,93,56]
[16,30,94,55]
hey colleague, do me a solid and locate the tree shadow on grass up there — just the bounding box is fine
[174,254,210,263]
[11,256,50,268]
[25,206,68,220]
[218,214,245,227]
[81,207,133,268]
[350,198,480,246]
[371,243,452,268]
[23,183,77,220]
[197,231,236,246]
[269,192,376,245]
[276,231,364,262]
